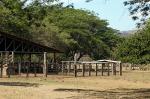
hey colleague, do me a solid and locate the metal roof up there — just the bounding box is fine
[0,32,62,53]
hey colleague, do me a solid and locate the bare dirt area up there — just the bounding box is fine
[0,71,150,99]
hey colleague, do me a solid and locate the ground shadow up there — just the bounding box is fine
[54,88,150,99]
[0,82,41,87]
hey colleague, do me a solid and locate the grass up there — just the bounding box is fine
[0,71,150,99]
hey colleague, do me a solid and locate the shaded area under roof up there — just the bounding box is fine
[0,32,62,53]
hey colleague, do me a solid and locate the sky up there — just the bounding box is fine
[60,0,137,31]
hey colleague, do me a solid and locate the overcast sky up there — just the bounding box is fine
[60,0,137,31]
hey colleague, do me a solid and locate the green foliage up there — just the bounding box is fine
[0,0,121,61]
[114,22,150,64]
[0,0,30,37]
[46,8,120,60]
[124,0,150,27]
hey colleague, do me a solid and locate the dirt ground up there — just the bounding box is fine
[0,71,150,99]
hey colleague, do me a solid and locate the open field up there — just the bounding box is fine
[0,71,150,99]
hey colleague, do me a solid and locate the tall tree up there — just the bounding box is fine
[114,21,150,64]
[124,0,150,27]
[45,7,120,60]
[0,0,30,37]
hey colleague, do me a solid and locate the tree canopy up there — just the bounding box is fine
[124,0,150,27]
[0,0,121,61]
[114,21,150,64]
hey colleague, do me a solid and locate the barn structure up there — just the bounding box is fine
[0,32,61,78]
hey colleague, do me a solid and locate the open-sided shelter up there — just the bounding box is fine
[0,32,61,77]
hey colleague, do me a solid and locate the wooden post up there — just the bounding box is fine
[7,52,12,78]
[111,63,114,75]
[26,63,29,77]
[107,63,110,76]
[53,52,56,64]
[68,62,71,74]
[96,63,98,76]
[114,63,116,75]
[18,54,23,76]
[62,62,64,75]
[101,63,104,76]
[7,51,14,78]
[82,63,85,77]
[34,63,37,77]
[0,52,3,78]
[27,54,31,78]
[119,62,122,76]
[89,63,91,76]
[43,52,47,77]
[74,64,77,77]
[18,62,21,75]
[53,52,56,72]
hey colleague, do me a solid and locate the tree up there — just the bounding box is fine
[114,21,150,64]
[124,0,150,27]
[45,7,120,60]
[0,0,30,37]
[0,0,121,61]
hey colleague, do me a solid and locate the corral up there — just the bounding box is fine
[61,60,122,77]
[0,32,123,78]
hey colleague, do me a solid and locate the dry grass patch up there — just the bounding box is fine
[0,71,150,99]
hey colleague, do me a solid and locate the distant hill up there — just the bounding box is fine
[119,30,136,37]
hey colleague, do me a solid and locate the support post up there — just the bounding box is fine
[114,63,116,75]
[74,64,77,77]
[0,52,3,78]
[101,63,104,76]
[111,63,114,75]
[96,63,98,76]
[27,54,31,78]
[62,62,64,75]
[68,62,71,74]
[43,52,47,77]
[89,63,91,76]
[7,52,12,78]
[107,63,110,76]
[34,63,37,77]
[82,63,85,77]
[53,52,56,72]
[19,54,23,76]
[18,62,21,75]
[119,62,122,76]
